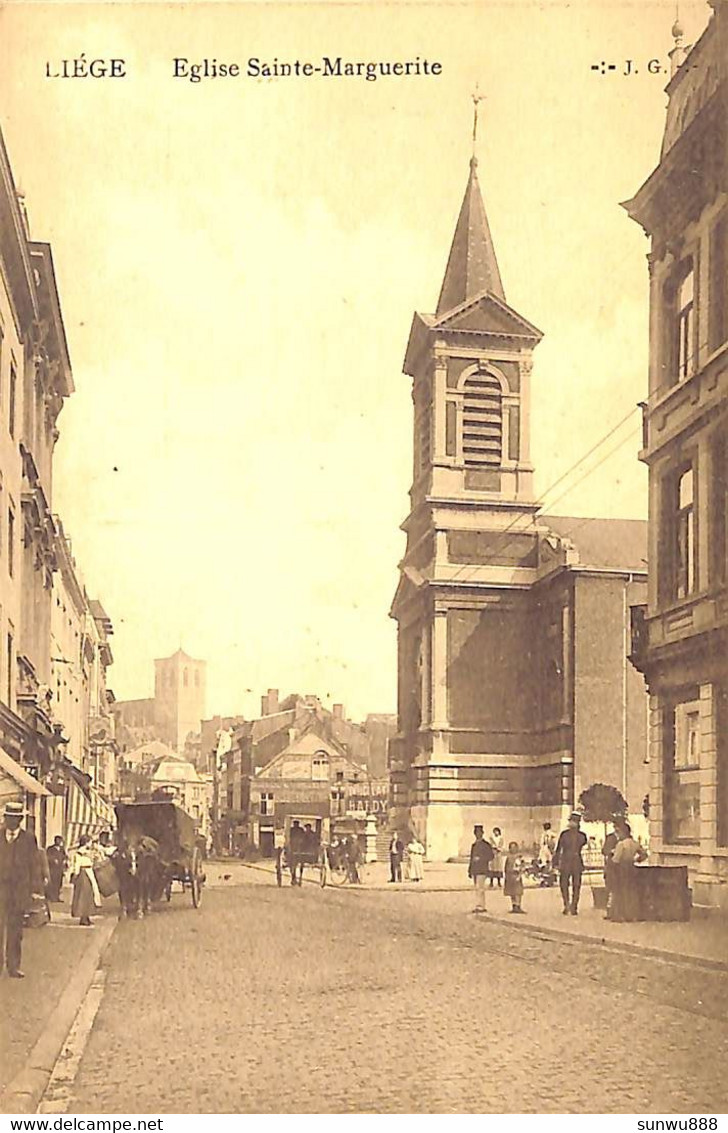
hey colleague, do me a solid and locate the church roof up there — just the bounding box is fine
[543,515,648,574]
[436,157,505,317]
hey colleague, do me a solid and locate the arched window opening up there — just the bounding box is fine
[462,371,502,468]
[312,751,329,781]
[183,667,189,687]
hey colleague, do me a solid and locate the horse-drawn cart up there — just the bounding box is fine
[115,800,205,913]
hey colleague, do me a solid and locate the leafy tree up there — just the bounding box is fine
[578,782,628,840]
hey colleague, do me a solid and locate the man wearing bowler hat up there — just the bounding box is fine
[0,800,42,978]
[552,811,588,916]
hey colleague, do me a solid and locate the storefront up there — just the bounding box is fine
[0,747,50,834]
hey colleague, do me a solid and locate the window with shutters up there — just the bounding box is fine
[461,370,503,469]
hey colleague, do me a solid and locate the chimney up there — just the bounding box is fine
[333,704,344,721]
[267,688,279,714]
[260,695,269,717]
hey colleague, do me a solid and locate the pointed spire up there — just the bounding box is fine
[436,102,505,317]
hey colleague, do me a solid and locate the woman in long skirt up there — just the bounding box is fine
[70,836,102,926]
[407,837,425,882]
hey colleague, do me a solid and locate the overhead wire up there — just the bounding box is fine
[441,405,641,588]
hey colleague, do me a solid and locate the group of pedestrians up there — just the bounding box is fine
[469,815,586,916]
[468,826,525,914]
[388,831,425,883]
[468,811,649,919]
[0,799,120,981]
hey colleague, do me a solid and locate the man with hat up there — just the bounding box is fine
[0,800,42,977]
[468,824,494,913]
[552,811,588,916]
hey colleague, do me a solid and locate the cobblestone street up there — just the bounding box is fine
[58,869,728,1114]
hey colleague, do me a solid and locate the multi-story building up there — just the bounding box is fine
[117,739,211,837]
[0,125,75,841]
[220,690,393,852]
[51,522,87,771]
[85,599,116,796]
[624,2,728,907]
[0,124,117,846]
[0,133,32,792]
[248,728,372,856]
[389,149,651,860]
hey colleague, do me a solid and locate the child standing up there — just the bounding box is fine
[504,841,526,914]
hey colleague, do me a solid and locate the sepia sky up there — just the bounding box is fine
[0,1,713,721]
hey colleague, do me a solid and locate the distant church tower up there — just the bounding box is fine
[154,649,207,752]
[390,139,548,859]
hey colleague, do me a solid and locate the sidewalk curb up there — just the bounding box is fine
[342,884,472,893]
[237,859,471,893]
[0,916,117,1115]
[476,913,728,973]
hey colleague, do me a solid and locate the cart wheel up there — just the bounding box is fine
[190,848,204,908]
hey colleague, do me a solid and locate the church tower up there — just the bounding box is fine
[390,144,548,860]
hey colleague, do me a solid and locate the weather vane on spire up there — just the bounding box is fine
[471,85,485,162]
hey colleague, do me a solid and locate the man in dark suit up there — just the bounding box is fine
[0,800,42,978]
[46,835,68,902]
[468,824,495,913]
[552,811,588,916]
[288,820,304,886]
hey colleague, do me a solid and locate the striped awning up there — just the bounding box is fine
[66,776,116,848]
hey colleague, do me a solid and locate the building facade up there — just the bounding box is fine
[624,2,728,907]
[220,690,393,852]
[0,126,73,841]
[0,125,117,846]
[390,153,651,860]
[118,740,211,836]
[248,730,371,856]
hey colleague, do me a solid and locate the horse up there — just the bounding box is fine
[114,834,165,919]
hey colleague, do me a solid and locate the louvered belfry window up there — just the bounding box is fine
[462,370,502,468]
